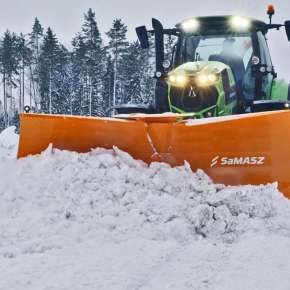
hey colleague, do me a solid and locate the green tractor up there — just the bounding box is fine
[131,8,290,118]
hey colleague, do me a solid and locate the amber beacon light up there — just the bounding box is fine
[267,4,275,23]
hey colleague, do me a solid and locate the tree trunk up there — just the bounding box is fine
[49,69,52,114]
[19,75,22,112]
[22,61,25,112]
[29,80,32,108]
[89,76,92,116]
[3,73,7,127]
[29,64,37,111]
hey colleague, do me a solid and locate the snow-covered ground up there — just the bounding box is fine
[1,127,290,290]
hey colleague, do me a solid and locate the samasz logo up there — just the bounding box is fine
[211,156,266,167]
[211,156,220,167]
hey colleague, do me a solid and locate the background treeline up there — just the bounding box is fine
[0,8,158,130]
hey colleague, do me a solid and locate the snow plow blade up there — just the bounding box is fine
[18,112,290,198]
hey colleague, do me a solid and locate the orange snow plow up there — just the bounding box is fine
[18,111,290,198]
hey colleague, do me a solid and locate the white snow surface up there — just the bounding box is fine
[0,126,19,158]
[1,127,290,290]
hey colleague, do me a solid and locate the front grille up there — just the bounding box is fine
[170,84,218,113]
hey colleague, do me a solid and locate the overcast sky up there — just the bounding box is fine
[0,0,289,79]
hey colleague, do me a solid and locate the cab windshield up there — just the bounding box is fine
[183,35,253,86]
[184,35,252,63]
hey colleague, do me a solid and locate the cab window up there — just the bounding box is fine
[257,31,274,98]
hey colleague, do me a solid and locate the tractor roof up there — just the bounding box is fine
[176,15,268,35]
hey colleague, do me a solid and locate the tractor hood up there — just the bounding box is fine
[166,61,235,116]
[169,61,228,77]
[166,61,230,89]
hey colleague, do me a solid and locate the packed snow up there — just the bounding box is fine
[1,127,290,290]
[0,126,19,158]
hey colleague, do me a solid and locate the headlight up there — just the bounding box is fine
[181,18,200,33]
[196,74,219,87]
[168,74,188,87]
[230,16,251,31]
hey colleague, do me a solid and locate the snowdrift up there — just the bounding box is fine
[1,127,290,289]
[0,126,19,159]
[2,127,290,244]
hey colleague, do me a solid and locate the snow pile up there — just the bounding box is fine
[0,126,19,158]
[12,147,287,244]
[1,127,290,289]
[0,132,290,254]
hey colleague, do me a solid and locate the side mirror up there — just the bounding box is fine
[152,18,165,75]
[136,26,149,49]
[285,21,290,41]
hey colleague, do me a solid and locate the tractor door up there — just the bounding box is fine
[256,32,275,99]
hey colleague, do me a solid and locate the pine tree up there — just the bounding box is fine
[81,8,105,116]
[30,18,43,57]
[0,108,5,131]
[121,41,142,104]
[103,54,114,115]
[54,44,71,114]
[164,34,177,65]
[29,18,44,110]
[15,34,31,113]
[106,19,129,108]
[139,36,156,106]
[0,31,20,126]
[71,33,87,115]
[39,28,69,114]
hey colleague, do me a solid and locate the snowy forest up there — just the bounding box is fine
[0,8,161,131]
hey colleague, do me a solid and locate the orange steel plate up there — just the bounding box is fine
[17,112,290,198]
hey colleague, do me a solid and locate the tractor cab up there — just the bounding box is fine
[136,11,290,116]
